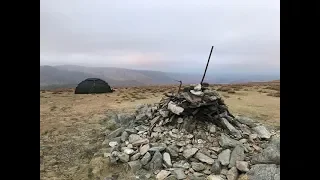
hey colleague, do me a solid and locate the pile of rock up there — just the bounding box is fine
[103,84,280,180]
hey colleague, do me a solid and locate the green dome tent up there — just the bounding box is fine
[74,78,113,94]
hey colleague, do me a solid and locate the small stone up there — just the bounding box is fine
[219,134,240,148]
[121,131,129,142]
[123,148,134,155]
[136,113,148,121]
[209,125,216,133]
[141,152,151,165]
[166,146,179,157]
[193,172,205,177]
[226,167,238,180]
[195,152,215,164]
[163,152,172,167]
[183,148,199,159]
[211,160,221,174]
[109,154,119,164]
[132,138,149,146]
[128,134,142,143]
[149,146,166,152]
[130,153,141,161]
[220,169,228,175]
[153,126,162,132]
[173,161,190,169]
[186,144,193,149]
[191,162,206,171]
[107,127,125,139]
[168,101,184,115]
[229,145,245,168]
[239,139,248,144]
[117,152,129,162]
[202,169,211,175]
[147,151,163,171]
[209,147,222,153]
[252,144,261,152]
[172,129,179,133]
[127,144,133,149]
[125,128,138,134]
[173,168,187,180]
[251,136,280,165]
[207,136,215,143]
[189,168,195,174]
[151,132,159,138]
[145,173,152,179]
[218,149,231,166]
[235,116,257,128]
[197,139,205,144]
[249,134,258,142]
[207,175,224,180]
[252,126,271,139]
[140,144,150,155]
[220,118,242,139]
[247,164,280,180]
[108,141,118,147]
[156,170,171,180]
[127,160,142,173]
[177,118,184,124]
[237,174,248,180]
[176,141,186,147]
[165,175,179,180]
[186,134,194,139]
[159,110,170,118]
[194,84,202,91]
[236,161,249,172]
[211,154,218,159]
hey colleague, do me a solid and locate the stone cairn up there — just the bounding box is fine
[103,84,280,180]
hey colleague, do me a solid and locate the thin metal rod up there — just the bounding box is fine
[174,80,183,94]
[200,46,214,85]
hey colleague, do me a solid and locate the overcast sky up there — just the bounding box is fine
[40,0,280,74]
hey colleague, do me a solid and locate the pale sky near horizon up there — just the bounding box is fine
[40,0,280,74]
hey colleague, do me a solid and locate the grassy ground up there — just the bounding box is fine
[40,81,280,180]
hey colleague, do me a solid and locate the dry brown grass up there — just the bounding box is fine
[40,80,280,179]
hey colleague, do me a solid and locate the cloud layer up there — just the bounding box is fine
[40,0,280,74]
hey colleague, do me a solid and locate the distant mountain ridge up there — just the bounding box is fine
[40,65,279,89]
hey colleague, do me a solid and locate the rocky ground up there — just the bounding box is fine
[98,86,280,180]
[40,82,280,180]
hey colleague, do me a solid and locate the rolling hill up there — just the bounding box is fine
[40,65,279,89]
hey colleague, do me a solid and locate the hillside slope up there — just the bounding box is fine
[40,65,280,89]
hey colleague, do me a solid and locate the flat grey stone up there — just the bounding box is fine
[140,152,151,165]
[219,134,240,148]
[156,170,171,180]
[173,168,187,180]
[163,152,172,167]
[183,148,199,159]
[229,145,245,168]
[218,149,231,166]
[191,162,206,171]
[236,161,249,172]
[226,167,238,180]
[195,152,214,164]
[128,134,142,143]
[247,164,280,180]
[251,136,280,165]
[252,126,271,139]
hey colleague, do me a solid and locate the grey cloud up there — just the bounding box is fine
[40,0,279,74]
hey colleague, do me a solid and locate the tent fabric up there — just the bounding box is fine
[74,78,113,94]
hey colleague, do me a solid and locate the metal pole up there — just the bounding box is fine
[200,46,214,85]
